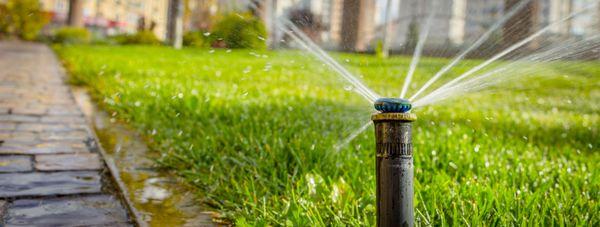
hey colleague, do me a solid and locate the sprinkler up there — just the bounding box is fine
[374,98,412,113]
[372,98,416,227]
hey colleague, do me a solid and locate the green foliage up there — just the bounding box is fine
[375,40,384,58]
[212,13,267,49]
[109,31,161,45]
[127,31,161,45]
[54,45,599,226]
[53,27,91,44]
[107,34,131,45]
[183,31,209,48]
[0,4,9,37]
[0,0,49,40]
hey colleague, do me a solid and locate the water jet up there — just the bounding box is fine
[372,98,416,227]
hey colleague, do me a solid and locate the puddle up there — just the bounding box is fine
[72,87,217,227]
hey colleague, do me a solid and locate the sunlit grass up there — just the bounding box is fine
[54,45,599,226]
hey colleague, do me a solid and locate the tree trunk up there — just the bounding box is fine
[167,0,184,49]
[503,0,540,50]
[253,0,276,48]
[67,0,84,27]
[340,0,360,51]
[381,0,392,57]
[340,0,375,52]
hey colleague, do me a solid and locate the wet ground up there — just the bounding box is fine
[73,88,217,227]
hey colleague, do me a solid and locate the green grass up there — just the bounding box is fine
[54,45,599,226]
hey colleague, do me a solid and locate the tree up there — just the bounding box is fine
[167,0,184,49]
[404,19,419,53]
[288,8,324,42]
[67,0,84,27]
[503,0,540,49]
[381,0,393,58]
[1,0,49,40]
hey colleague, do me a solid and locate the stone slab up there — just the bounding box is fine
[0,171,101,198]
[0,200,7,223]
[35,153,102,171]
[0,115,39,123]
[0,156,32,172]
[0,132,38,143]
[0,122,16,130]
[40,116,86,124]
[39,130,89,141]
[0,141,89,154]
[10,106,47,115]
[15,123,87,132]
[4,195,131,226]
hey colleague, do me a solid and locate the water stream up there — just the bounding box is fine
[72,87,218,227]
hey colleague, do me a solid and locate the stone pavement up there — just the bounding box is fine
[0,42,133,226]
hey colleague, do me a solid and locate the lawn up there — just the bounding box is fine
[54,45,598,226]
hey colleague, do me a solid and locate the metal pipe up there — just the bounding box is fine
[372,98,416,227]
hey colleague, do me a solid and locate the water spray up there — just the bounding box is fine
[372,98,416,227]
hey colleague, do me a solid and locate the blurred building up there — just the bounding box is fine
[372,0,505,52]
[270,0,373,51]
[6,0,596,52]
[38,0,169,39]
[370,0,600,54]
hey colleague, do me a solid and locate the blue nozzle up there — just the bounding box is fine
[374,98,411,113]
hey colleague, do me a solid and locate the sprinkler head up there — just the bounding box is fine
[374,98,412,113]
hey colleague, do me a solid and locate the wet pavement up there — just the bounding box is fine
[73,88,217,226]
[0,42,133,226]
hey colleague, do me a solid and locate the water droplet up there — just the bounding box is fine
[134,101,141,107]
[242,91,248,97]
[263,63,272,71]
[474,144,480,153]
[208,49,215,54]
[178,93,184,98]
[344,59,350,63]
[243,67,251,74]
[449,162,458,169]
[226,49,232,53]
[257,36,265,41]
[203,32,211,36]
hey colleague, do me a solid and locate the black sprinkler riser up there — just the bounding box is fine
[372,112,416,227]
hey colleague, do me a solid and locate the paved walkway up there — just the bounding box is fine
[0,42,132,226]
